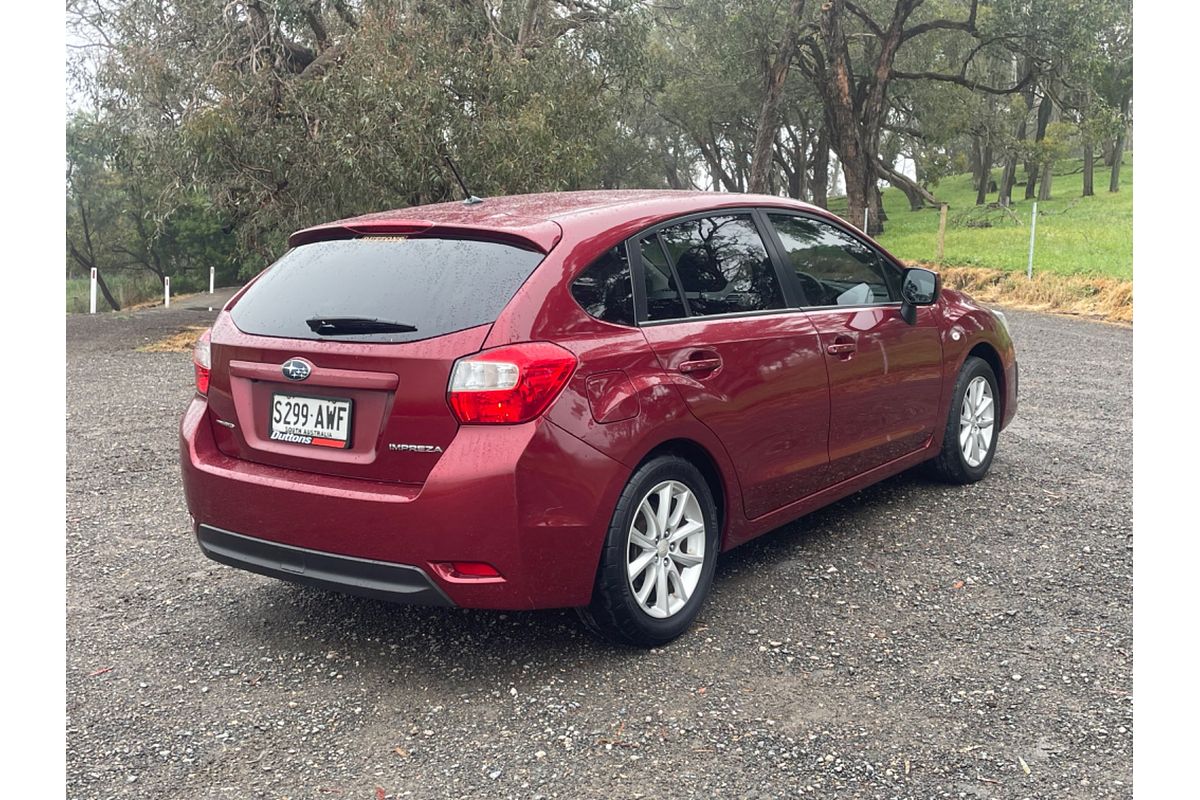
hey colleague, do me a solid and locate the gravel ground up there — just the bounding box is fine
[66,297,1132,799]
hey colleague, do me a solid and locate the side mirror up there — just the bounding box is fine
[900,267,940,325]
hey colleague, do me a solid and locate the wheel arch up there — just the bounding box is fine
[964,341,1006,422]
[634,438,731,549]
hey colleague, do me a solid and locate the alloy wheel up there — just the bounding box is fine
[625,480,706,619]
[959,375,995,468]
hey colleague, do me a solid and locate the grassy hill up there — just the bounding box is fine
[831,154,1132,280]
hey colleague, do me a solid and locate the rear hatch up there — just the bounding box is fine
[205,234,547,484]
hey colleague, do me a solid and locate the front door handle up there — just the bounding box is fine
[826,340,857,357]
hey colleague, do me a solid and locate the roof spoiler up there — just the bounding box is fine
[287,218,562,253]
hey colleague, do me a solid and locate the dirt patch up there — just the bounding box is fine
[136,325,208,353]
[910,264,1132,324]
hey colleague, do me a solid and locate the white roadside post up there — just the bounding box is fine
[209,266,215,295]
[89,268,97,314]
[164,276,171,308]
[1027,201,1038,280]
[863,207,870,234]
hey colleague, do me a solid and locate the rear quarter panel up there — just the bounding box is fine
[488,221,751,547]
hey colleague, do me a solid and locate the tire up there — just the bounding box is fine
[930,356,1000,484]
[577,455,719,647]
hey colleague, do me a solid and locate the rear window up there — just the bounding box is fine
[570,246,635,326]
[230,237,544,343]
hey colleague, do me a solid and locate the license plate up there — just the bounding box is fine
[270,393,353,449]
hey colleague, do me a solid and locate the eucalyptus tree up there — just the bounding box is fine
[69,0,656,269]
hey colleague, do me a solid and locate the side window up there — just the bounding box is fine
[570,246,635,326]
[768,214,898,307]
[639,234,688,321]
[657,215,785,317]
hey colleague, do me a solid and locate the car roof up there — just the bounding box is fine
[287,190,829,252]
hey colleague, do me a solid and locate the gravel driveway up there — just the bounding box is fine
[66,297,1132,799]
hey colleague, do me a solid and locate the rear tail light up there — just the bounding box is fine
[448,342,577,424]
[193,328,212,395]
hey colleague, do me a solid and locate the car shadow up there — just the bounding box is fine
[215,465,951,685]
[714,465,947,576]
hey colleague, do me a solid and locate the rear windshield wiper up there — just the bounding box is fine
[305,316,419,335]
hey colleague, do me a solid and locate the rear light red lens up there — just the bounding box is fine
[431,562,504,582]
[193,328,212,395]
[448,342,577,424]
[447,562,500,577]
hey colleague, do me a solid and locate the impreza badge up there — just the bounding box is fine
[389,443,444,453]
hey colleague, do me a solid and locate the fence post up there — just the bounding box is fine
[209,266,215,295]
[164,276,171,308]
[936,204,948,264]
[89,268,97,314]
[1026,201,1038,280]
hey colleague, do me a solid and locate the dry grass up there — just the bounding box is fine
[911,263,1133,325]
[124,291,204,312]
[137,325,208,353]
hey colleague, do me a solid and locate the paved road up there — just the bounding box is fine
[66,300,1132,799]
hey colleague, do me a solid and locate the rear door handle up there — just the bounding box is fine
[678,355,722,374]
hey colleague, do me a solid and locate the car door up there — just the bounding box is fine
[762,212,944,485]
[634,211,832,520]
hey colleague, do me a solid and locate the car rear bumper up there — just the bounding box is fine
[180,396,628,610]
[197,524,454,606]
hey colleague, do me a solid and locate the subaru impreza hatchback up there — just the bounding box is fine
[180,190,1017,646]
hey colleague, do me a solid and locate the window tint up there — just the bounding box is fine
[639,235,687,320]
[768,214,898,306]
[657,215,784,316]
[230,237,543,343]
[571,246,635,326]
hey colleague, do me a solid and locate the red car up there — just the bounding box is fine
[180,190,1017,646]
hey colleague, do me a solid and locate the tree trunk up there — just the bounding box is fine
[515,0,544,59]
[999,116,1026,207]
[817,0,874,233]
[969,135,984,191]
[1102,139,1116,166]
[998,161,1016,206]
[1109,92,1130,192]
[1037,160,1053,200]
[841,157,874,234]
[1026,93,1054,200]
[877,158,936,210]
[66,241,122,311]
[975,138,994,205]
[748,0,806,194]
[791,127,809,200]
[811,126,830,208]
[812,0,926,235]
[1082,142,1095,196]
[94,269,121,311]
[1109,128,1126,192]
[1000,62,1034,207]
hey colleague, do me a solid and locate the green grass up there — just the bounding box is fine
[66,272,172,313]
[830,154,1132,280]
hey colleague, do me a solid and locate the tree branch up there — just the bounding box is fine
[843,1,883,39]
[901,0,978,42]
[331,0,358,29]
[891,68,1034,95]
